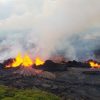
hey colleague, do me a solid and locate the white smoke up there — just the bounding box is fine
[0,0,100,61]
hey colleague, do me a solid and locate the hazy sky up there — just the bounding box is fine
[0,0,100,60]
[0,0,99,33]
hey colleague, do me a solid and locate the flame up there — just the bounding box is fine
[89,60,100,68]
[12,53,23,67]
[5,53,44,68]
[22,54,33,67]
[35,57,44,66]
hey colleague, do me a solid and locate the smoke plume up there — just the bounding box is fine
[0,0,100,61]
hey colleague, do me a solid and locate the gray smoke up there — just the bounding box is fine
[0,0,100,61]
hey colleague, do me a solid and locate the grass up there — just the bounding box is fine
[0,85,61,100]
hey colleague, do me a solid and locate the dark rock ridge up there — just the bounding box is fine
[2,59,91,72]
[34,60,90,72]
[35,60,67,72]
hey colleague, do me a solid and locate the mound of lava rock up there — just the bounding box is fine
[34,60,90,71]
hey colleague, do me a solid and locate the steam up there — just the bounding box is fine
[0,0,100,61]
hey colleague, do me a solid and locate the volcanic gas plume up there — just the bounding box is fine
[0,0,100,61]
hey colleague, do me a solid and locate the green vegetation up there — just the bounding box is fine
[0,85,60,100]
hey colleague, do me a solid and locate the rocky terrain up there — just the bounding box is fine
[0,66,100,100]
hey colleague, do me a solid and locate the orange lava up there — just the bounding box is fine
[88,60,100,68]
[5,53,44,68]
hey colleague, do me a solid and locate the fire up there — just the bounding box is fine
[22,54,33,67]
[12,53,23,67]
[35,57,44,66]
[5,53,44,68]
[89,60,100,68]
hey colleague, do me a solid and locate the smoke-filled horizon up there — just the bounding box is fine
[0,0,100,61]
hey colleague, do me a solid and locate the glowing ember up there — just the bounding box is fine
[5,53,44,68]
[35,57,44,66]
[6,65,11,68]
[89,60,100,68]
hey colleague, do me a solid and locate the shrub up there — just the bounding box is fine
[0,85,60,100]
[1,97,14,100]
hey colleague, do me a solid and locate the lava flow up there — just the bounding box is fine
[5,53,44,68]
[88,60,100,68]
